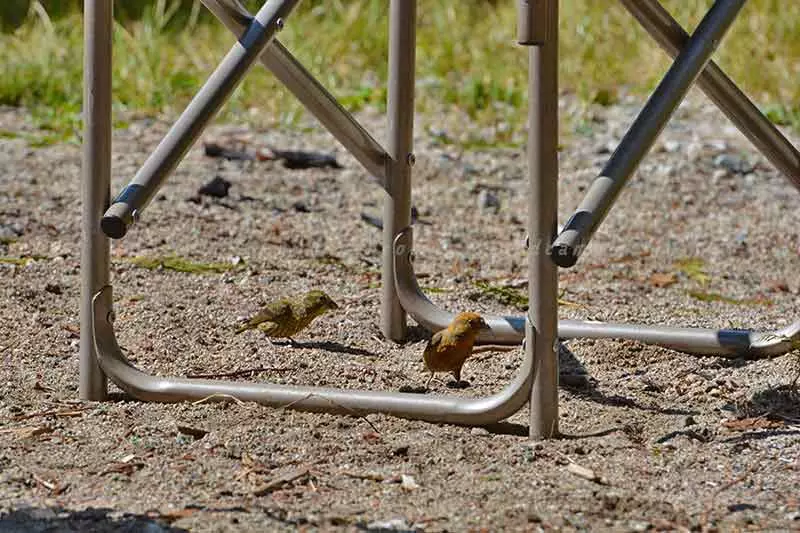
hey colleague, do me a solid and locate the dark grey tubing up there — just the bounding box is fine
[101,0,301,239]
[620,0,800,192]
[202,0,388,187]
[551,0,746,267]
[393,228,800,358]
[91,286,534,426]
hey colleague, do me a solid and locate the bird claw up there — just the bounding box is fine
[446,379,470,389]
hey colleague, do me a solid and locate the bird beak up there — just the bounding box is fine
[329,300,340,310]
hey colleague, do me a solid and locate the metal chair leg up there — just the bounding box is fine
[521,0,560,439]
[381,0,416,343]
[80,0,112,400]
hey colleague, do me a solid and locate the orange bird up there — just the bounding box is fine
[423,312,490,388]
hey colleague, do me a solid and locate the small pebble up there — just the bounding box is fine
[392,445,410,457]
[662,140,681,153]
[44,283,62,295]
[477,189,501,213]
[366,518,412,531]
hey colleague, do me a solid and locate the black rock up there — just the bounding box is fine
[198,176,232,198]
[204,142,254,161]
[271,148,343,170]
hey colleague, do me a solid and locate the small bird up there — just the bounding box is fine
[423,312,490,388]
[235,290,339,343]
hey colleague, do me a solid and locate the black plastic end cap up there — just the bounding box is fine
[100,215,128,239]
[550,244,578,268]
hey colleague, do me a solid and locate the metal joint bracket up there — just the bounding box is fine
[517,0,555,45]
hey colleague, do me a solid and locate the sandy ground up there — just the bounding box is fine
[0,91,799,532]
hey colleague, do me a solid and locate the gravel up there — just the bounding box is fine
[1,89,799,531]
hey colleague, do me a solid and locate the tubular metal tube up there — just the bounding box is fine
[101,0,301,239]
[393,228,800,358]
[201,0,388,186]
[381,0,416,342]
[620,0,800,191]
[551,0,747,267]
[92,286,533,426]
[80,0,112,400]
[526,0,560,439]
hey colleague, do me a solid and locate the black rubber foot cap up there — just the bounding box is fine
[100,216,127,239]
[550,244,578,268]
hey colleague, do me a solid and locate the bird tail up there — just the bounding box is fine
[234,324,250,334]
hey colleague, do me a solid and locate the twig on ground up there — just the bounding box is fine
[11,407,90,421]
[252,463,313,496]
[700,468,751,530]
[0,425,55,439]
[30,471,67,494]
[472,344,520,355]
[556,449,609,485]
[186,366,295,380]
[341,471,388,482]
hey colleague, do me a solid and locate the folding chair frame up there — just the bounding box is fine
[81,0,800,439]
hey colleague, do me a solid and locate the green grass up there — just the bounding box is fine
[470,281,529,311]
[687,290,772,307]
[0,254,48,265]
[674,257,711,286]
[126,254,241,274]
[1,1,799,144]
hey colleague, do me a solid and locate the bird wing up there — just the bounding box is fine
[424,330,445,353]
[256,321,280,336]
[244,301,293,328]
[423,330,454,371]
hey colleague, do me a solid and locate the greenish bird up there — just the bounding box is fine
[235,290,339,343]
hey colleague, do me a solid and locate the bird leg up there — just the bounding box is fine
[425,372,435,390]
[261,337,276,348]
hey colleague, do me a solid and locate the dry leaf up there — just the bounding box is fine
[33,381,54,392]
[362,431,381,444]
[61,323,80,338]
[649,272,677,288]
[99,459,145,476]
[768,281,790,293]
[0,425,55,439]
[176,424,209,440]
[721,417,784,432]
